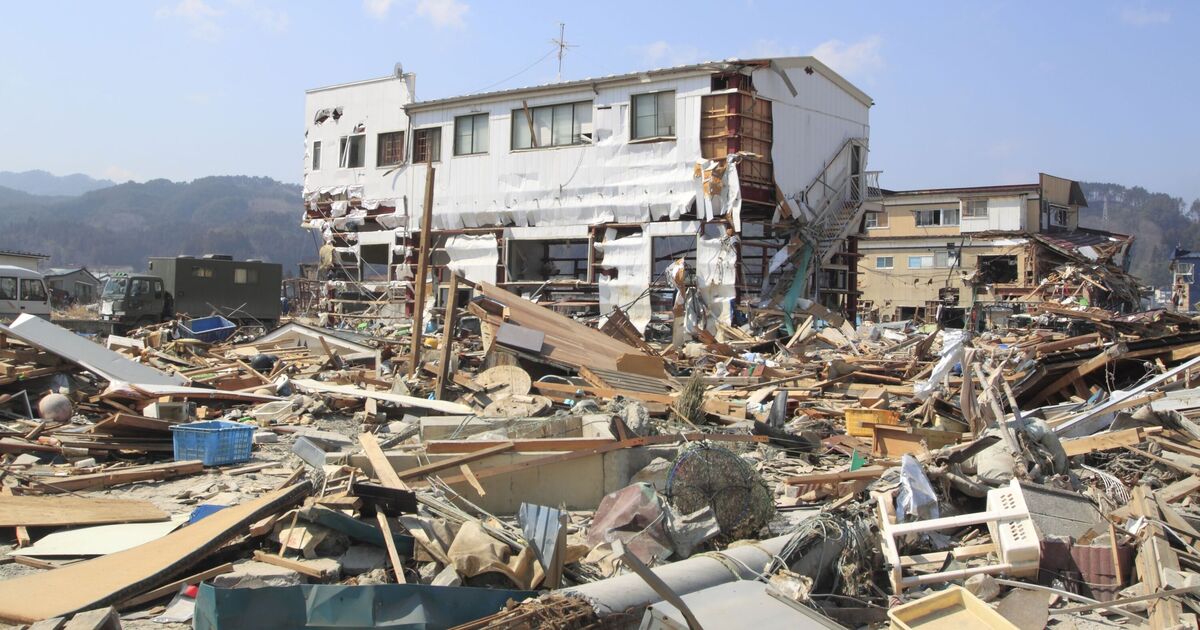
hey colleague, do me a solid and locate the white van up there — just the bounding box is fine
[0,266,51,322]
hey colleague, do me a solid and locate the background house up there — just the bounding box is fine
[0,250,49,272]
[858,173,1137,325]
[43,267,101,306]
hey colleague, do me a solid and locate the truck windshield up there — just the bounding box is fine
[102,278,128,298]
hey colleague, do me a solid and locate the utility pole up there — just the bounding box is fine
[551,22,575,81]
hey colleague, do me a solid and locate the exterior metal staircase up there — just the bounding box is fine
[798,138,881,265]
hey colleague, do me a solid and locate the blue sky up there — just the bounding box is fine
[1,1,1196,203]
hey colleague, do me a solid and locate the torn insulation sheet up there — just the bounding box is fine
[696,234,737,328]
[444,234,500,284]
[597,232,652,333]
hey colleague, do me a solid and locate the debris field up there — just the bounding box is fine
[4,278,1200,629]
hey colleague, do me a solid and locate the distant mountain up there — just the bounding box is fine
[0,170,115,196]
[1080,182,1200,287]
[0,176,312,275]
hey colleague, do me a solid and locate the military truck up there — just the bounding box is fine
[100,255,282,330]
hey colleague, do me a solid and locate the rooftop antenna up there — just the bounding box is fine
[551,22,576,81]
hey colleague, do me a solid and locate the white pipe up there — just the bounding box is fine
[563,534,791,622]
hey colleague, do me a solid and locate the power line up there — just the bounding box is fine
[473,47,558,93]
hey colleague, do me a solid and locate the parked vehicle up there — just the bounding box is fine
[0,266,51,322]
[100,255,282,330]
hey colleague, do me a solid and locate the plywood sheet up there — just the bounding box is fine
[0,483,310,624]
[0,495,168,528]
[11,517,186,557]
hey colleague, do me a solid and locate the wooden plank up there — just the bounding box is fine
[0,483,310,624]
[374,513,406,584]
[396,441,515,479]
[1130,485,1183,629]
[1060,427,1159,457]
[532,380,675,405]
[0,495,168,528]
[784,466,887,486]
[359,432,411,491]
[31,461,204,494]
[252,550,333,580]
[116,563,234,609]
[0,486,29,547]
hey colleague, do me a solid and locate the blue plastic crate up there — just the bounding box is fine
[177,315,237,343]
[170,420,254,466]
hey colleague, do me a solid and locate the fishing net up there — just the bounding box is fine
[665,442,775,541]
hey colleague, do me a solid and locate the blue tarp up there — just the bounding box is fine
[194,583,536,629]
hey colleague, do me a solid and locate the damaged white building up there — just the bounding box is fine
[302,57,881,337]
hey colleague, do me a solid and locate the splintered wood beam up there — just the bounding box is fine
[358,432,410,491]
[434,273,461,401]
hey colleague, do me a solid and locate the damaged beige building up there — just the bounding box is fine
[301,58,881,337]
[858,174,1140,327]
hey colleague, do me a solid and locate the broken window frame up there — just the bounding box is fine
[907,252,957,269]
[511,101,593,150]
[192,266,213,279]
[454,113,489,156]
[914,208,960,227]
[413,127,442,163]
[963,197,989,219]
[875,256,894,269]
[311,141,321,171]
[631,90,676,141]
[376,131,406,167]
[338,134,366,169]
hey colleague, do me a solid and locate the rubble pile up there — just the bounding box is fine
[4,278,1200,629]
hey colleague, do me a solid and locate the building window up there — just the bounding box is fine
[907,252,958,269]
[413,127,442,163]
[914,208,960,227]
[338,134,365,168]
[192,266,213,278]
[1048,204,1070,227]
[875,256,894,269]
[963,198,988,219]
[311,141,321,171]
[865,211,889,229]
[377,131,405,167]
[511,101,593,150]
[234,268,258,284]
[454,113,489,156]
[631,91,675,140]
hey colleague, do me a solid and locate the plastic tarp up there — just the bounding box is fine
[596,232,652,333]
[696,234,737,327]
[444,234,499,285]
[193,583,536,630]
[914,329,967,401]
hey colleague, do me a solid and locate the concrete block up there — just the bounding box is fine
[210,560,305,589]
[292,428,353,449]
[431,564,461,586]
[254,431,279,444]
[338,545,387,576]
